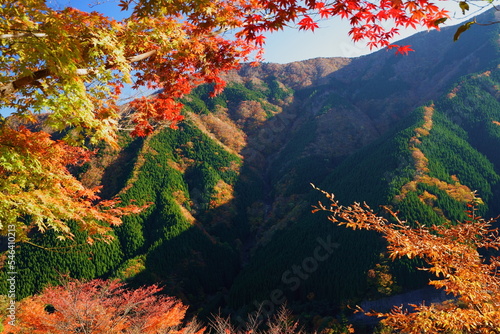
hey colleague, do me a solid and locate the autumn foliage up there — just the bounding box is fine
[396,105,476,204]
[0,0,471,240]
[0,0,454,141]
[0,125,143,241]
[313,187,500,333]
[0,1,259,140]
[2,279,204,334]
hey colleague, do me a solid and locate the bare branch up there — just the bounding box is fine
[474,20,500,26]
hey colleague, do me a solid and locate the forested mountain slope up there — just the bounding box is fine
[2,8,500,326]
[230,77,500,312]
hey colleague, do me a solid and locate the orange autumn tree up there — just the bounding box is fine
[0,125,144,242]
[2,279,204,334]
[313,187,500,333]
[1,0,484,241]
[0,0,259,240]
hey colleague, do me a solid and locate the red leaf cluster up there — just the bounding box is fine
[240,0,448,52]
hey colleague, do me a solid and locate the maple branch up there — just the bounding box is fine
[474,20,500,26]
[126,49,157,63]
[0,50,158,98]
[0,32,48,39]
[0,69,51,98]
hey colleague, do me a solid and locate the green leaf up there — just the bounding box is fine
[459,1,469,15]
[453,21,475,42]
[434,17,448,27]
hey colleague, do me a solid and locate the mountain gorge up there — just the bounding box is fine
[3,9,500,330]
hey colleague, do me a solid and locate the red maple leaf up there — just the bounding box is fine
[395,45,414,55]
[298,15,319,31]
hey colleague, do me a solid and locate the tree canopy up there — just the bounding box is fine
[2,279,204,333]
